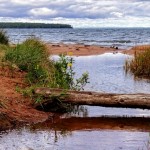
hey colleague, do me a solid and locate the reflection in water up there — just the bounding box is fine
[31,116,150,132]
[0,116,150,150]
[65,105,89,117]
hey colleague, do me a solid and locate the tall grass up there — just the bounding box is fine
[0,30,9,45]
[4,38,54,85]
[125,46,150,78]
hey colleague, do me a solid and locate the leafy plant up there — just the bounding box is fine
[53,54,89,90]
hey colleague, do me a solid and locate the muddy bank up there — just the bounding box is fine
[0,67,51,131]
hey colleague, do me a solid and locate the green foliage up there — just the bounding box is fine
[125,48,150,78]
[0,30,9,45]
[4,38,54,85]
[54,54,89,90]
[3,38,89,90]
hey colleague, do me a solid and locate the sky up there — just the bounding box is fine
[0,0,150,28]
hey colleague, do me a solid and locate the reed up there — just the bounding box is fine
[125,46,150,78]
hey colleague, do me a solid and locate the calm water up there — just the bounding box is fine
[1,29,150,150]
[5,28,150,49]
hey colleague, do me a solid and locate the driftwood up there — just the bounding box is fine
[34,88,150,109]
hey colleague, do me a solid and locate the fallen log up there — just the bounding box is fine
[34,88,150,109]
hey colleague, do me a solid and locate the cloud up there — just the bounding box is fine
[0,0,150,27]
[29,8,57,17]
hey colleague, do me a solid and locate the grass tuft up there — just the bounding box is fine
[0,30,9,45]
[125,46,150,78]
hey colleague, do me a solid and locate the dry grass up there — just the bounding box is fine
[125,46,150,78]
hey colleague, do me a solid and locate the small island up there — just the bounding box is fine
[0,22,73,28]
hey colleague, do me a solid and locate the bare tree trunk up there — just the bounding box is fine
[34,88,150,109]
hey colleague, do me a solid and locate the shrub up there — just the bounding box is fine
[0,30,9,45]
[53,54,89,90]
[4,38,54,85]
[125,47,150,78]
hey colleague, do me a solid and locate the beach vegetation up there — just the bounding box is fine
[0,30,9,45]
[4,38,54,85]
[53,54,89,90]
[125,46,150,78]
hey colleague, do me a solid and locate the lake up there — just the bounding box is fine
[5,28,150,49]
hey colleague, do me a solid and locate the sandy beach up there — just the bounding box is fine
[46,43,125,56]
[47,43,150,56]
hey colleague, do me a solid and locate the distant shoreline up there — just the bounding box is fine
[0,22,73,28]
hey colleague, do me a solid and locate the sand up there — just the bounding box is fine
[46,43,150,56]
[46,43,126,56]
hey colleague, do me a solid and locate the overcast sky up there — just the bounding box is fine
[0,0,150,28]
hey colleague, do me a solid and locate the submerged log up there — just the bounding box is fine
[34,88,150,109]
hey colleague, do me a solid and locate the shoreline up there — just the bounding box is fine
[46,43,150,56]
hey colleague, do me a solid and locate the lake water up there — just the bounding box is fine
[5,28,150,49]
[0,29,150,150]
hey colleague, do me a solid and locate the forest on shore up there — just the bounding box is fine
[0,22,73,28]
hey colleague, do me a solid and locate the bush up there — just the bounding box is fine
[125,47,150,78]
[0,30,9,45]
[53,54,89,90]
[4,38,54,85]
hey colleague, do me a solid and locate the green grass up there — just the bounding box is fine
[0,30,9,45]
[4,38,54,85]
[125,47,150,78]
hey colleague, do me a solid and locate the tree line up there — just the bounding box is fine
[0,22,73,28]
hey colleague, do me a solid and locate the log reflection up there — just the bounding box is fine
[32,116,150,132]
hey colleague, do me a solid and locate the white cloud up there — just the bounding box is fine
[111,12,123,18]
[10,0,50,6]
[29,7,57,16]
